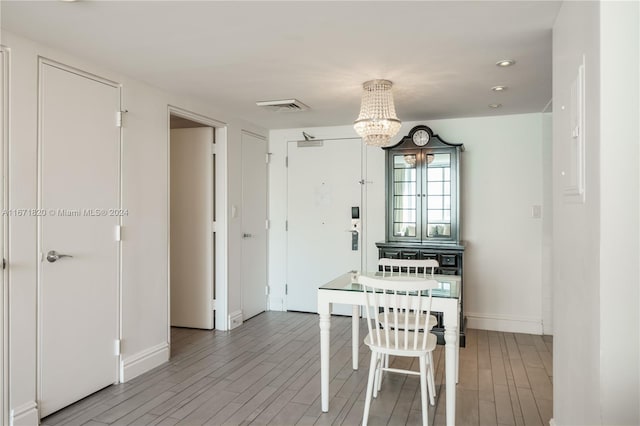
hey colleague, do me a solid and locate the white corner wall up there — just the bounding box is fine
[552,2,602,422]
[552,0,640,423]
[2,30,266,421]
[598,1,639,423]
[269,113,547,335]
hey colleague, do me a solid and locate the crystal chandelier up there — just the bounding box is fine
[354,79,402,147]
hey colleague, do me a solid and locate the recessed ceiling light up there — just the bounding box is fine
[496,59,516,67]
[489,103,502,108]
[491,85,507,92]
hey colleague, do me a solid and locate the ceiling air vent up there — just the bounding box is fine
[256,99,309,112]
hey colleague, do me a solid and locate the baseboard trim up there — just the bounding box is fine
[549,418,556,426]
[10,401,38,426]
[466,312,543,334]
[121,342,169,382]
[229,310,243,330]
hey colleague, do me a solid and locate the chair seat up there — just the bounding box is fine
[364,330,437,357]
[377,312,438,330]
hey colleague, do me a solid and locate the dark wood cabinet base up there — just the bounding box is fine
[376,240,466,347]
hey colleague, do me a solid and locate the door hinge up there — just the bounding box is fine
[115,110,127,128]
[2,258,5,270]
[285,156,288,168]
[212,221,217,232]
[211,142,217,155]
[265,219,270,230]
[211,299,216,311]
[115,225,122,241]
[114,339,122,356]
[285,220,288,231]
[265,153,271,164]
[265,286,270,296]
[285,284,288,295]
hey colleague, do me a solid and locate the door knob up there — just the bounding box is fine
[46,250,73,263]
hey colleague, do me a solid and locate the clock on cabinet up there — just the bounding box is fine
[412,128,430,146]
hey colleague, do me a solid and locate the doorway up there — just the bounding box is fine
[168,108,228,340]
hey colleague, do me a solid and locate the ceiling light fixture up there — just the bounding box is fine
[496,59,516,67]
[354,79,401,147]
[491,85,507,92]
[489,103,502,108]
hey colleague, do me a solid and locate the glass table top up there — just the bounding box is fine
[319,271,461,299]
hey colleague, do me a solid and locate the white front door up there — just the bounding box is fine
[38,62,120,417]
[286,138,363,313]
[241,132,268,320]
[170,127,214,329]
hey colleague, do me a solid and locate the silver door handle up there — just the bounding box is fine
[242,233,252,238]
[46,250,73,263]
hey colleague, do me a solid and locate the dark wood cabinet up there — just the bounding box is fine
[376,125,466,346]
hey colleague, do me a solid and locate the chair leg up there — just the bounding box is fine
[426,354,435,406]
[373,353,380,399]
[362,351,379,426]
[419,355,429,426]
[428,352,436,396]
[376,354,388,393]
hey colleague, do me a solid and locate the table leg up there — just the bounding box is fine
[352,305,359,370]
[444,325,458,426]
[319,305,332,412]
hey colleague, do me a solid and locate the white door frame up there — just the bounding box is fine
[0,45,10,426]
[167,106,228,333]
[36,56,123,403]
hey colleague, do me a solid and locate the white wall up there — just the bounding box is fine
[2,31,266,423]
[269,113,547,334]
[552,3,601,422]
[598,1,639,423]
[552,0,639,423]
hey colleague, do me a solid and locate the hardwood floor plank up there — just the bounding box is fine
[494,384,515,425]
[538,350,553,378]
[521,349,544,369]
[535,396,553,425]
[479,398,498,425]
[268,401,309,425]
[509,357,531,389]
[516,387,543,425]
[525,366,553,402]
[109,391,175,425]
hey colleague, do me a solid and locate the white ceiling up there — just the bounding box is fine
[1,1,561,130]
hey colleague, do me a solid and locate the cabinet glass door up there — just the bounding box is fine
[391,153,419,238]
[424,153,452,239]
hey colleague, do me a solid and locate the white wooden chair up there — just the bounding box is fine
[377,258,439,400]
[360,274,438,426]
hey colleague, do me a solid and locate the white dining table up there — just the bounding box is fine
[317,271,461,426]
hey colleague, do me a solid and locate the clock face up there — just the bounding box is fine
[412,129,430,146]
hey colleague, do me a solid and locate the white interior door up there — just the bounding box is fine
[287,138,363,314]
[38,62,120,417]
[170,127,214,329]
[241,132,267,320]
